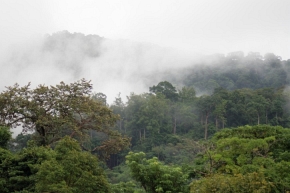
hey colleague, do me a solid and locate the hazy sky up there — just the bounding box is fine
[1,0,290,59]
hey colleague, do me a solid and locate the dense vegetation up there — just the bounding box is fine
[2,32,290,192]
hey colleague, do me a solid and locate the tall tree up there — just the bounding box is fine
[0,79,129,159]
[197,95,214,139]
[111,93,126,133]
[149,81,179,102]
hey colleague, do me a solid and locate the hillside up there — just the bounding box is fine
[2,31,290,192]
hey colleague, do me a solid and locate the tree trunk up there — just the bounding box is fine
[37,126,46,145]
[173,116,177,134]
[215,116,218,130]
[139,130,142,141]
[205,114,209,140]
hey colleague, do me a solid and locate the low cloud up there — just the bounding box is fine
[0,31,200,104]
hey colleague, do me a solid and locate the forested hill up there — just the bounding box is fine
[176,52,290,94]
[3,31,290,192]
[42,31,290,97]
[5,31,290,104]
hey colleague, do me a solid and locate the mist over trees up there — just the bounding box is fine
[2,31,290,192]
[3,31,289,103]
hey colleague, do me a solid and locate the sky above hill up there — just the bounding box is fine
[1,0,290,59]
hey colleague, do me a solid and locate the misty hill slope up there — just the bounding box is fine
[41,31,290,94]
[1,31,197,103]
[177,52,290,94]
[1,31,290,103]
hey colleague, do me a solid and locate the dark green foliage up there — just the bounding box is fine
[1,141,54,192]
[126,152,189,193]
[0,127,11,148]
[150,81,179,102]
[0,148,13,192]
[35,136,110,193]
[0,137,111,192]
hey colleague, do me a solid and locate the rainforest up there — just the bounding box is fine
[1,32,290,193]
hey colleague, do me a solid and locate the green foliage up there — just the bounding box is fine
[111,181,145,193]
[190,172,273,193]
[1,142,54,192]
[2,48,290,192]
[0,79,117,145]
[126,152,189,193]
[178,87,196,103]
[191,125,290,192]
[0,79,129,160]
[35,136,110,193]
[0,136,111,192]
[124,93,172,148]
[0,127,11,148]
[0,147,13,192]
[149,81,179,102]
[106,163,133,184]
[150,138,204,165]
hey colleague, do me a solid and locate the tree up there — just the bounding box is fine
[149,81,179,102]
[111,93,126,133]
[197,95,214,139]
[0,147,13,193]
[0,79,129,159]
[190,172,272,193]
[111,181,145,193]
[0,136,111,192]
[178,87,196,103]
[0,127,11,148]
[212,88,228,130]
[35,136,110,193]
[124,93,149,145]
[1,141,54,192]
[246,93,268,125]
[126,152,189,193]
[226,90,248,127]
[92,92,108,106]
[192,125,290,192]
[9,133,32,152]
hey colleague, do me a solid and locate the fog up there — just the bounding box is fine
[0,31,201,104]
[1,1,290,106]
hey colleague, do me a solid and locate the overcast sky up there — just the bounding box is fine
[1,0,290,59]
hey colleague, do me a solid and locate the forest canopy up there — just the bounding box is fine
[0,79,130,159]
[1,45,290,192]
